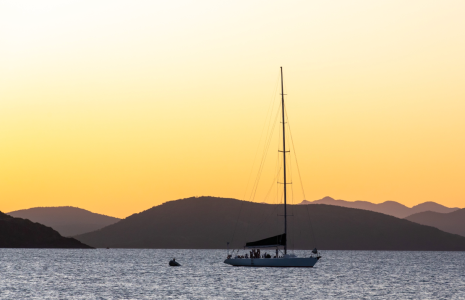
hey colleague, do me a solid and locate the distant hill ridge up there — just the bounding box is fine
[300,197,460,219]
[7,206,120,237]
[406,209,465,237]
[75,196,465,251]
[0,210,92,248]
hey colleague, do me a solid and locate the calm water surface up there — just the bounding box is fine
[0,249,464,299]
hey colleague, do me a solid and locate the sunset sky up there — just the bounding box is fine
[1,1,464,218]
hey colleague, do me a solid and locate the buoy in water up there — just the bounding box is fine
[169,258,181,266]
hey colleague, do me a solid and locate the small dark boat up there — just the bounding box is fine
[169,258,180,266]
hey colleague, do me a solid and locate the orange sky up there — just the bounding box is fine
[1,1,464,218]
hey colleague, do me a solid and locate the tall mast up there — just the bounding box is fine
[280,66,287,255]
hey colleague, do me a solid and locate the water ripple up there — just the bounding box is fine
[0,249,464,299]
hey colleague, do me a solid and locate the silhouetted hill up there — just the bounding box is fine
[406,209,465,237]
[8,207,120,237]
[75,196,465,250]
[300,196,459,218]
[0,211,92,248]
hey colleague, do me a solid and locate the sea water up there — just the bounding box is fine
[0,249,464,299]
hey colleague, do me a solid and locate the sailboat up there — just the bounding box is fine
[224,67,321,267]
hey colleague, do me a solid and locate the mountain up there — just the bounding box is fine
[75,196,465,250]
[410,202,460,214]
[300,196,460,218]
[0,211,92,248]
[7,207,120,237]
[405,209,465,237]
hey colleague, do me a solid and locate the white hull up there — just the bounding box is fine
[224,256,319,268]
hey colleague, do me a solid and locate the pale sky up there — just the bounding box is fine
[1,0,464,217]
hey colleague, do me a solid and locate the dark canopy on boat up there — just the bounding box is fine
[245,234,286,248]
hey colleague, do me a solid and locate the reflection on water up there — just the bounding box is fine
[0,249,464,299]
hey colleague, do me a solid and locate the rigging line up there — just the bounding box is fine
[288,129,293,205]
[243,202,274,245]
[287,132,293,251]
[262,120,282,204]
[290,158,305,251]
[248,104,281,202]
[248,107,277,202]
[253,189,282,255]
[242,75,280,200]
[289,147,299,252]
[246,204,280,245]
[230,200,245,248]
[251,101,280,198]
[244,160,282,243]
[285,107,318,248]
[242,102,280,245]
[274,187,283,245]
[239,95,280,245]
[230,76,280,247]
[263,165,282,203]
[275,113,281,205]
[288,137,302,251]
[249,86,280,199]
[234,99,281,249]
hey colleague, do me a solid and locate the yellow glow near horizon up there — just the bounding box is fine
[1,0,465,218]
